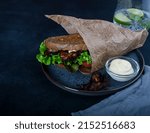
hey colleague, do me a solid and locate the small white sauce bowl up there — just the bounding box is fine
[105,56,140,82]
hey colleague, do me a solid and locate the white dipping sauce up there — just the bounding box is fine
[109,59,134,75]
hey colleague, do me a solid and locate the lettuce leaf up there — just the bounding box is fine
[36,42,92,69]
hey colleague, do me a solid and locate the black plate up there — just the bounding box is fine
[41,49,144,96]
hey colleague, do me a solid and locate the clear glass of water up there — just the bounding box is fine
[113,0,150,31]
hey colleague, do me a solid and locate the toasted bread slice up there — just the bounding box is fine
[44,33,88,52]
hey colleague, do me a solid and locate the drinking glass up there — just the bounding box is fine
[113,0,150,31]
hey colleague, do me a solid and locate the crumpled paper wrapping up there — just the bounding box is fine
[45,15,148,73]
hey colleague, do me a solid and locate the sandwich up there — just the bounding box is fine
[36,15,148,75]
[36,33,92,74]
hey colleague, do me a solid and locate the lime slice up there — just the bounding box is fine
[113,12,132,25]
[127,8,144,18]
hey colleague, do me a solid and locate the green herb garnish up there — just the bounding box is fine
[43,56,51,65]
[51,54,62,64]
[36,42,92,72]
[36,53,44,63]
[36,42,51,65]
[71,64,79,72]
[39,42,47,55]
[75,51,92,65]
[141,20,150,30]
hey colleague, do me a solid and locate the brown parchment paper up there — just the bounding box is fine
[45,15,148,73]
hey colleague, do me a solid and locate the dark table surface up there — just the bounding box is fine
[0,0,150,116]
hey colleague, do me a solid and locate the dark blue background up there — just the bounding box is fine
[0,0,150,115]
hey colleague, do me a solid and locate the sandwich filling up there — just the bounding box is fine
[36,42,92,72]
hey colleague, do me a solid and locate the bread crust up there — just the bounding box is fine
[44,33,88,52]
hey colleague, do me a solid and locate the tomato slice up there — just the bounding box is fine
[82,61,91,68]
[79,65,91,74]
